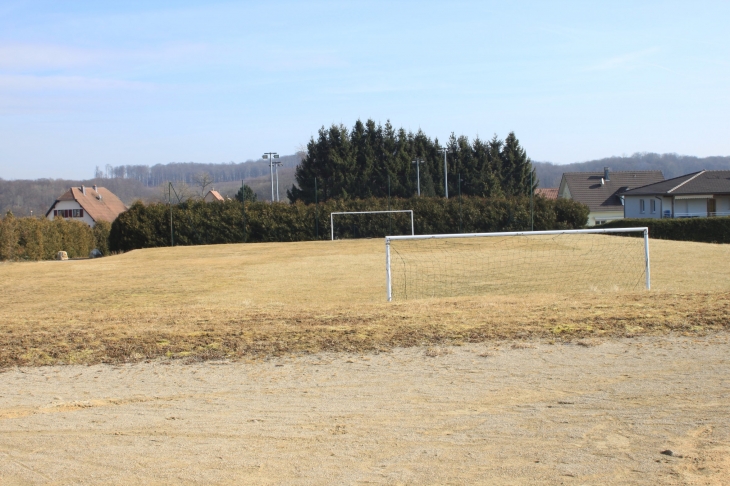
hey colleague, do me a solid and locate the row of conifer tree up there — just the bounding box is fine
[288,120,536,203]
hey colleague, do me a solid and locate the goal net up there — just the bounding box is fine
[385,228,650,301]
[331,210,414,240]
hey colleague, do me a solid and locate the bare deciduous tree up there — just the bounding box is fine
[193,172,214,197]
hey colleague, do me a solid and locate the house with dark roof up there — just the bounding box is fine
[558,168,665,226]
[622,170,730,219]
[46,185,127,228]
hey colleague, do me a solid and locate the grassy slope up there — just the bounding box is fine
[1,238,728,367]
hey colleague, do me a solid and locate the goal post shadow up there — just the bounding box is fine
[385,227,650,301]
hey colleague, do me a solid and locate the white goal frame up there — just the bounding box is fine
[385,227,650,301]
[331,210,414,241]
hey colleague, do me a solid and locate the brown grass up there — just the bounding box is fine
[1,238,729,367]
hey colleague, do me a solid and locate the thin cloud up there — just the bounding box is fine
[586,48,659,71]
[0,42,211,72]
[0,74,155,91]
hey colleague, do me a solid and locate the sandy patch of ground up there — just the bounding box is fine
[1,335,729,484]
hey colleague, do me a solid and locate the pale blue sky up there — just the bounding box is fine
[1,0,729,179]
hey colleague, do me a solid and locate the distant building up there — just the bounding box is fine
[558,168,665,226]
[46,185,127,227]
[204,190,225,203]
[622,170,730,219]
[535,188,558,200]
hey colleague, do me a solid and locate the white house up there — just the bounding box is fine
[558,168,665,226]
[622,170,730,219]
[46,185,127,227]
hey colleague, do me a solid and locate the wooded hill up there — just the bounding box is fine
[534,153,730,188]
[2,127,727,218]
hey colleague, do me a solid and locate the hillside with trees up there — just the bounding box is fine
[534,153,730,188]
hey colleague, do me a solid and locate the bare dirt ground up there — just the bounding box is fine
[2,335,729,485]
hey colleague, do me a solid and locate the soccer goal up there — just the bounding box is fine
[331,210,414,241]
[385,227,650,301]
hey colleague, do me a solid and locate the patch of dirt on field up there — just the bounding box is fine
[1,291,728,367]
[1,335,729,484]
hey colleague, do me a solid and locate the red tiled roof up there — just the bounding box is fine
[535,188,558,200]
[205,190,225,202]
[46,186,127,222]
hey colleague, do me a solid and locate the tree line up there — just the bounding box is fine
[108,197,589,252]
[95,155,302,187]
[288,120,536,204]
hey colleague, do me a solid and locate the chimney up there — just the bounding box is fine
[604,167,610,181]
[93,184,98,192]
[81,185,86,195]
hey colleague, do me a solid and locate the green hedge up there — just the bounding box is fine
[0,212,100,261]
[600,217,730,244]
[109,196,589,252]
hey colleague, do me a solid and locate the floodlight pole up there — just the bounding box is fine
[437,147,448,198]
[412,158,425,196]
[262,152,279,202]
[274,159,283,201]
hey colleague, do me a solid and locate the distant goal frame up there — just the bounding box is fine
[330,210,414,241]
[385,227,650,301]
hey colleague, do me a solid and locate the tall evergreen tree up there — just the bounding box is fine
[287,120,535,203]
[235,184,257,202]
[500,132,537,196]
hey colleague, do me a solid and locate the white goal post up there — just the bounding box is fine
[385,227,650,301]
[330,210,414,241]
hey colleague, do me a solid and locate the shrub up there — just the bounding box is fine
[0,214,96,261]
[600,217,730,244]
[93,220,112,255]
[109,196,590,252]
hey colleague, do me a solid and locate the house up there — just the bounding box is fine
[558,168,665,226]
[535,188,558,200]
[622,170,730,219]
[46,185,127,227]
[204,190,225,203]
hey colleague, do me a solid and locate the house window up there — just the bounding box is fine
[650,199,656,213]
[72,209,83,217]
[640,199,645,213]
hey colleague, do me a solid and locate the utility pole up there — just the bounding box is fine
[314,177,319,239]
[437,147,448,198]
[241,179,246,242]
[412,158,425,196]
[530,170,534,232]
[458,173,462,233]
[262,152,279,202]
[169,182,174,246]
[388,174,392,236]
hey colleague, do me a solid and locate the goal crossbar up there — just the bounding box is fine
[331,210,414,241]
[385,227,650,301]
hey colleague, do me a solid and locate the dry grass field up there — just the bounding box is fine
[0,237,729,367]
